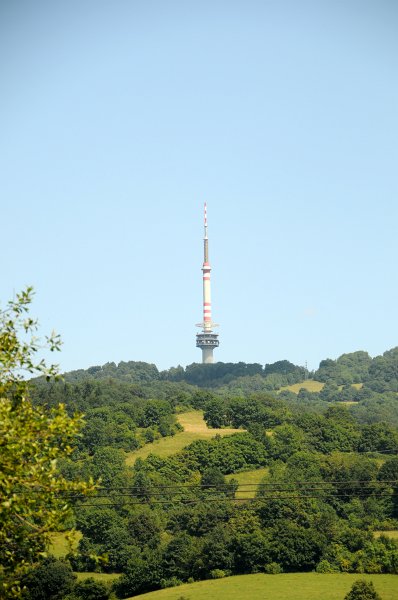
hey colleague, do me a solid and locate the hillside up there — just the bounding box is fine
[130,574,397,600]
[125,411,243,464]
[26,346,398,599]
[39,347,398,427]
[58,347,398,391]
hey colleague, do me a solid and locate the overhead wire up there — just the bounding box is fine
[73,491,396,508]
[15,479,398,495]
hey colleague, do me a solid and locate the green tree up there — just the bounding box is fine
[21,557,76,600]
[344,580,382,600]
[76,508,123,545]
[113,546,162,598]
[127,508,162,549]
[69,578,110,600]
[0,288,95,598]
[204,398,229,428]
[162,533,200,580]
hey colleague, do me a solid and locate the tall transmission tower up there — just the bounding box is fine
[196,203,219,363]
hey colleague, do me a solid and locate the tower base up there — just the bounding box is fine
[196,332,219,364]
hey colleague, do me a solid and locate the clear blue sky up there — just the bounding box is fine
[1,1,397,373]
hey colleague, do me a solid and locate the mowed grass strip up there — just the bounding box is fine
[281,381,364,395]
[126,411,243,465]
[130,573,397,600]
[374,530,398,539]
[75,572,120,583]
[226,468,269,499]
[280,380,324,394]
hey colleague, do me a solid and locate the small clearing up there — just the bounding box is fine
[126,411,243,465]
[280,380,324,393]
[75,573,120,583]
[226,467,269,499]
[374,530,398,539]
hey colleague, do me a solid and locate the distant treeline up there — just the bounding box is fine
[59,347,398,391]
[61,358,308,388]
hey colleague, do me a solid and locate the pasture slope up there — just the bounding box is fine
[225,468,269,499]
[125,411,242,465]
[280,380,324,393]
[130,573,397,600]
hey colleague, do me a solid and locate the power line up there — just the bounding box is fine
[15,479,398,495]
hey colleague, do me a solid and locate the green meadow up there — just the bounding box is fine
[226,467,269,499]
[280,380,325,393]
[130,573,397,600]
[374,530,398,540]
[126,411,242,465]
[75,572,120,583]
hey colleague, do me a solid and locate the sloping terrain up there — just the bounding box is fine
[225,467,269,499]
[125,410,243,464]
[130,573,397,600]
[280,380,324,393]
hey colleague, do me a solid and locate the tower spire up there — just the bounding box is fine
[196,203,219,363]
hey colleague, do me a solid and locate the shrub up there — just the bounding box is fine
[72,578,110,600]
[316,559,338,573]
[210,569,226,579]
[160,577,183,588]
[344,580,382,600]
[264,562,283,574]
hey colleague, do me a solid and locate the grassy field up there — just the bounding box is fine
[226,468,269,499]
[280,380,324,394]
[336,401,358,406]
[374,530,398,539]
[75,572,120,583]
[126,411,242,465]
[48,533,120,584]
[281,381,364,395]
[130,573,398,600]
[47,531,82,558]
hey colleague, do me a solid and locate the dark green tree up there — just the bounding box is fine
[204,398,229,428]
[21,558,76,600]
[70,578,110,600]
[344,580,382,600]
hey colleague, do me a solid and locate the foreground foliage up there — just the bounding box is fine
[0,288,95,598]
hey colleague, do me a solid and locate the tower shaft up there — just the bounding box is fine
[196,203,219,363]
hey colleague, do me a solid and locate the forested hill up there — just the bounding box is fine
[60,358,307,387]
[29,346,398,428]
[59,347,398,392]
[25,347,398,599]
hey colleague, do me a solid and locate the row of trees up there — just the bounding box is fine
[55,347,398,391]
[203,395,398,455]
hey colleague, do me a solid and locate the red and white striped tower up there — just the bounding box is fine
[196,203,219,363]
